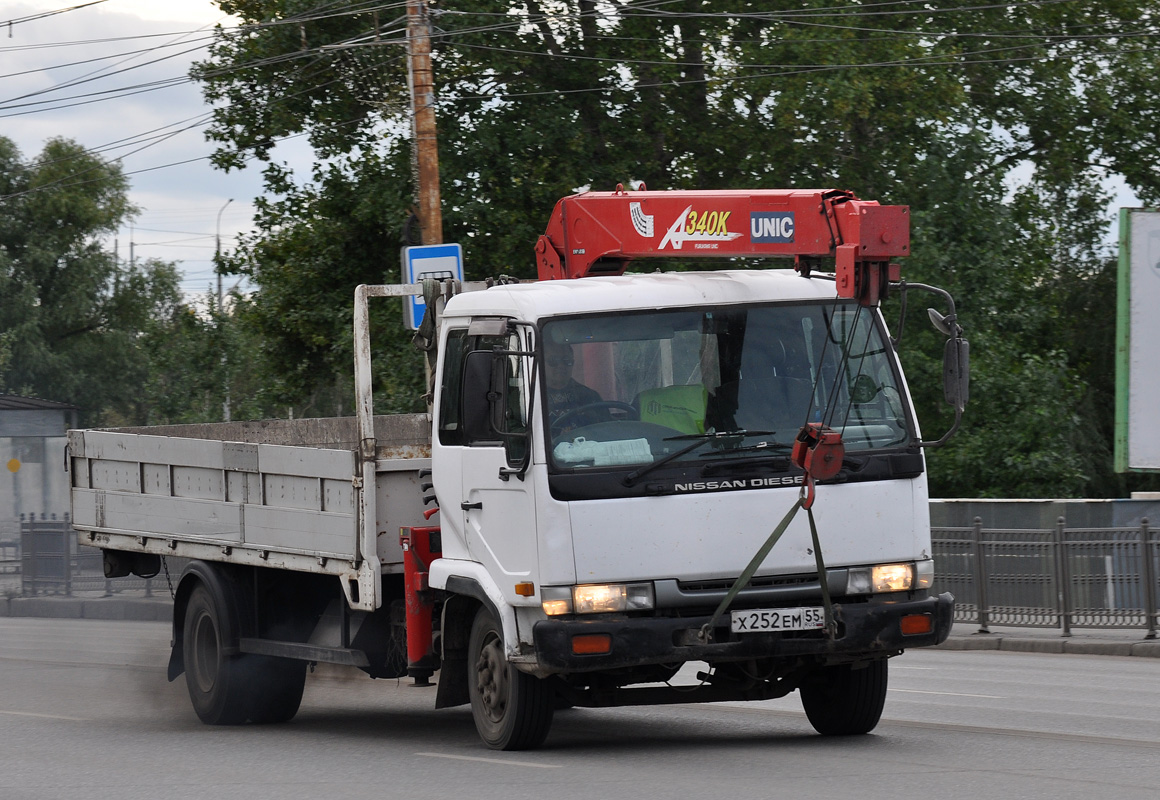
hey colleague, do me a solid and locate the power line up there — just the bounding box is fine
[0,111,374,203]
[1,1,107,31]
[0,0,408,53]
[5,41,402,188]
[0,42,212,109]
[0,34,218,79]
[436,40,1160,104]
[2,21,406,116]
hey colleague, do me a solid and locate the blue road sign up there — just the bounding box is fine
[401,243,463,330]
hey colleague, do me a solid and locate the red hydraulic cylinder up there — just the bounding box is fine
[399,525,442,685]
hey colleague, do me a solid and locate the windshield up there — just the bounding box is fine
[542,302,911,472]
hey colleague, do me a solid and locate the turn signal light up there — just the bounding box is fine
[571,634,612,655]
[900,614,933,635]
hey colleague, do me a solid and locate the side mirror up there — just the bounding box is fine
[943,337,970,412]
[461,349,528,446]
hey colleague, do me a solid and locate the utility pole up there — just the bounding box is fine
[406,0,442,245]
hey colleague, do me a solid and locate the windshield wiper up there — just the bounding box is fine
[699,440,792,457]
[621,430,774,487]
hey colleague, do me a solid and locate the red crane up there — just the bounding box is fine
[535,186,909,306]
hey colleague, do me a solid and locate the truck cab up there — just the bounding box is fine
[427,269,953,747]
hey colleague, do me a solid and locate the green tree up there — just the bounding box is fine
[0,137,183,424]
[220,153,426,417]
[192,1,1160,497]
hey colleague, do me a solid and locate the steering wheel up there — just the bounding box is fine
[551,401,638,435]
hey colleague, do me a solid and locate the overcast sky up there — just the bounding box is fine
[3,0,316,298]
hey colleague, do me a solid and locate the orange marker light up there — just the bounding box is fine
[571,634,612,655]
[900,614,933,635]
[514,582,535,597]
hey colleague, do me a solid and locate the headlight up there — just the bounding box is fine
[541,583,655,616]
[872,563,913,592]
[846,563,915,594]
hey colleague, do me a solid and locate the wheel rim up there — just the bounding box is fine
[192,610,219,694]
[475,631,509,724]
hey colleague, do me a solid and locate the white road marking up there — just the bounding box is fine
[890,688,1003,699]
[0,709,89,721]
[416,752,561,769]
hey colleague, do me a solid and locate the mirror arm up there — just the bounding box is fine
[916,405,963,449]
[890,281,967,448]
[891,280,961,337]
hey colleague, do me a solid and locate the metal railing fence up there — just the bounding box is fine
[9,512,1158,640]
[932,517,1157,639]
[14,514,179,598]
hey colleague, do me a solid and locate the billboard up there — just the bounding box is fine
[1115,209,1160,471]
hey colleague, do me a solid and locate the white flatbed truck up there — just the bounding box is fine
[69,189,965,749]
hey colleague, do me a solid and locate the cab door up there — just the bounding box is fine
[436,322,538,595]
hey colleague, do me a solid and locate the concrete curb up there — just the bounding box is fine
[937,634,1160,658]
[1,596,172,622]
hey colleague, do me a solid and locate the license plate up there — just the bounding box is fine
[730,606,825,633]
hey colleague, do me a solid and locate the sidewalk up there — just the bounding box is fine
[935,621,1160,658]
[3,586,1158,657]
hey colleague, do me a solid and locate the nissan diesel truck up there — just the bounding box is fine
[69,188,964,750]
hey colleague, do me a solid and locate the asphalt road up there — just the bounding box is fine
[1,618,1158,800]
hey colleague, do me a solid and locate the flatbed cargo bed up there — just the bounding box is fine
[69,414,431,606]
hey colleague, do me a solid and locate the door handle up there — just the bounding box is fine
[461,501,483,511]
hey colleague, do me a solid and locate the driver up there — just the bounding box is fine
[544,342,602,432]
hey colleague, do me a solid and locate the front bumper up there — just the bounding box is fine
[532,591,954,674]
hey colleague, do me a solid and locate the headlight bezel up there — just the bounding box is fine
[541,582,655,616]
[846,560,931,595]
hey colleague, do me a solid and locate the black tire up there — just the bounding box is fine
[183,585,250,725]
[247,656,307,724]
[467,608,554,750]
[799,659,888,736]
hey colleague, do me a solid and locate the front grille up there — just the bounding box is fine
[677,573,817,592]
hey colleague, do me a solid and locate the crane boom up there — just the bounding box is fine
[535,187,908,305]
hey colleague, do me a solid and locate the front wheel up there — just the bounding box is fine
[468,608,554,750]
[799,659,888,736]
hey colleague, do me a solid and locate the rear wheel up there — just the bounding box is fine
[799,659,888,736]
[468,608,554,750]
[183,583,307,725]
[183,585,250,725]
[247,656,306,724]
